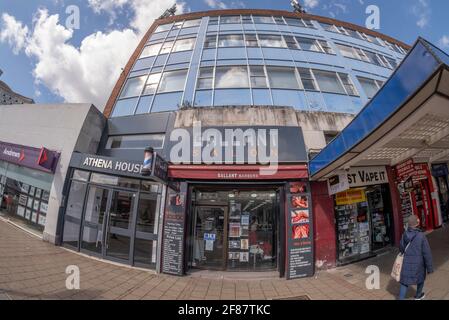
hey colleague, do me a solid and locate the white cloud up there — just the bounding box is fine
[204,0,228,9]
[304,0,319,9]
[0,1,186,110]
[439,35,449,48]
[0,13,29,54]
[412,0,431,29]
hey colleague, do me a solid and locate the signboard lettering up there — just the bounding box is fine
[327,166,388,195]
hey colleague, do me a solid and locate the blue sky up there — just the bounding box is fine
[0,0,448,109]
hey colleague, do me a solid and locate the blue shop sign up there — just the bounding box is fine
[431,164,449,177]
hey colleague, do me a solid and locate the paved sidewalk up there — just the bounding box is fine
[0,219,448,300]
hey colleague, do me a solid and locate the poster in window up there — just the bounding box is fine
[240,239,249,250]
[20,183,30,193]
[289,182,307,194]
[38,214,46,226]
[228,252,240,260]
[33,200,40,211]
[31,211,37,223]
[18,194,28,206]
[291,210,310,224]
[35,188,42,199]
[292,224,310,239]
[229,223,241,237]
[40,202,48,214]
[25,209,31,220]
[241,214,250,225]
[29,186,36,196]
[27,198,33,208]
[291,195,308,209]
[229,240,240,249]
[16,206,25,217]
[239,252,249,262]
[42,191,50,202]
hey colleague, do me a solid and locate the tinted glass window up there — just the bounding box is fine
[215,66,249,88]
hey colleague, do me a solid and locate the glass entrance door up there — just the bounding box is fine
[192,206,227,270]
[105,190,136,262]
[80,186,136,263]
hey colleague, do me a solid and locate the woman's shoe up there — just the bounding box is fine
[414,293,426,300]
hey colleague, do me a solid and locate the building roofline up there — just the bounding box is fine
[103,8,410,118]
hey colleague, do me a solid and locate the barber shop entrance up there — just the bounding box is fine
[187,186,282,272]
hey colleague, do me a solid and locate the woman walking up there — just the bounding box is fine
[398,215,434,300]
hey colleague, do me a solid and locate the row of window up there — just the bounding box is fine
[336,43,398,69]
[120,69,187,98]
[319,22,408,55]
[357,77,384,99]
[195,65,358,96]
[155,19,202,33]
[141,37,196,58]
[204,33,334,54]
[208,15,315,28]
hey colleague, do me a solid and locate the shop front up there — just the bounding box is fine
[327,166,395,265]
[60,152,168,270]
[161,165,314,279]
[394,160,440,231]
[431,163,449,223]
[0,141,59,230]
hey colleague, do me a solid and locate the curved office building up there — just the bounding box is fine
[60,9,411,278]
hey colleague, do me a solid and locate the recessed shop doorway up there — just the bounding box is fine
[188,186,281,272]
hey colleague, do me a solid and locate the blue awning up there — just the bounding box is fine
[310,38,449,180]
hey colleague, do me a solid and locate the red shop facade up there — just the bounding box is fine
[159,164,315,280]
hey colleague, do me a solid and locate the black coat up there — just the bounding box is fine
[399,227,434,285]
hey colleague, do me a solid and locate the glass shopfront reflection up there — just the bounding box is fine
[190,188,279,272]
[62,170,162,269]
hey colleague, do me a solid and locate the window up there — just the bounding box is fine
[197,67,214,89]
[160,41,173,54]
[142,73,161,95]
[120,76,146,98]
[284,36,299,50]
[354,48,370,62]
[267,66,300,89]
[242,15,252,23]
[320,22,337,32]
[155,23,172,33]
[357,76,384,99]
[336,25,349,36]
[363,50,384,67]
[249,66,268,88]
[172,21,183,30]
[337,73,358,96]
[285,18,305,27]
[183,19,201,28]
[215,66,249,88]
[140,43,162,58]
[274,16,285,25]
[106,134,165,150]
[303,19,314,28]
[258,34,286,48]
[297,68,317,91]
[158,69,187,93]
[346,29,363,40]
[172,38,195,52]
[317,40,334,54]
[324,132,338,144]
[296,37,320,52]
[218,34,244,47]
[221,16,240,24]
[253,16,274,24]
[245,34,258,47]
[209,17,219,25]
[337,43,357,59]
[204,35,217,48]
[386,57,398,69]
[313,70,345,94]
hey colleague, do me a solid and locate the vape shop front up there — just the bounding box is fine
[0,140,59,231]
[394,160,440,231]
[161,164,314,279]
[327,166,395,265]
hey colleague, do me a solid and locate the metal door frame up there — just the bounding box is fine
[192,204,229,271]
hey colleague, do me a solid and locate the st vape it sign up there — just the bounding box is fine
[328,166,388,195]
